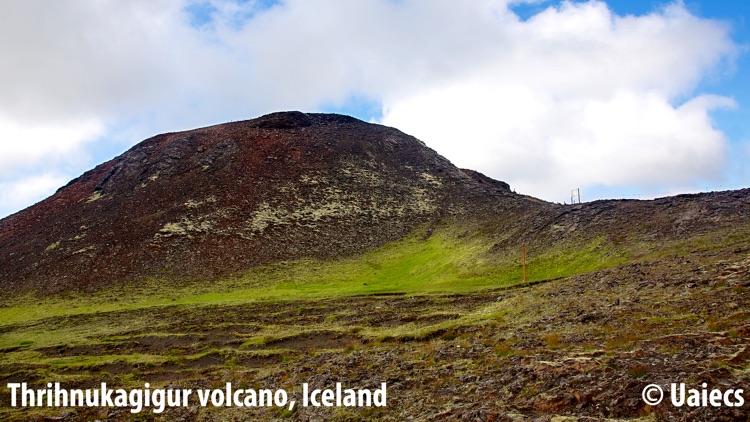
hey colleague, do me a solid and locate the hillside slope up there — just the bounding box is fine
[0,112,534,292]
[3,112,749,295]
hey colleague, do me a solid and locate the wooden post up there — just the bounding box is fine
[522,243,527,282]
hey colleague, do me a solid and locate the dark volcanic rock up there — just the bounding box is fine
[459,168,511,192]
[0,112,525,292]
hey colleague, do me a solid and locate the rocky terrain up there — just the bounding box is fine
[0,112,749,421]
[1,244,748,421]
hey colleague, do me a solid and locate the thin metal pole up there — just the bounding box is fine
[522,243,527,282]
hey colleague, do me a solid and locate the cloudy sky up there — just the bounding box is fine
[1,0,749,218]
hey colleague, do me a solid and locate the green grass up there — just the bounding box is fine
[3,219,737,357]
[524,236,627,282]
[43,353,169,370]
[0,229,626,331]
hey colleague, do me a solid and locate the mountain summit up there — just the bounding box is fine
[0,112,523,292]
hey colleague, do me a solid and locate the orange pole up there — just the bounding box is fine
[522,243,527,282]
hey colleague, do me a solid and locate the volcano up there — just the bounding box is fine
[0,112,535,292]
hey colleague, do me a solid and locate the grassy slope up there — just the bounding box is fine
[0,223,742,348]
[2,219,746,352]
[0,226,625,335]
[1,222,749,420]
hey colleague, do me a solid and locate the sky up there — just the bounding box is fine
[1,0,749,218]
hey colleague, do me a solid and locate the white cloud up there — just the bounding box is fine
[0,0,741,216]
[380,1,738,201]
[0,116,104,177]
[0,173,70,217]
